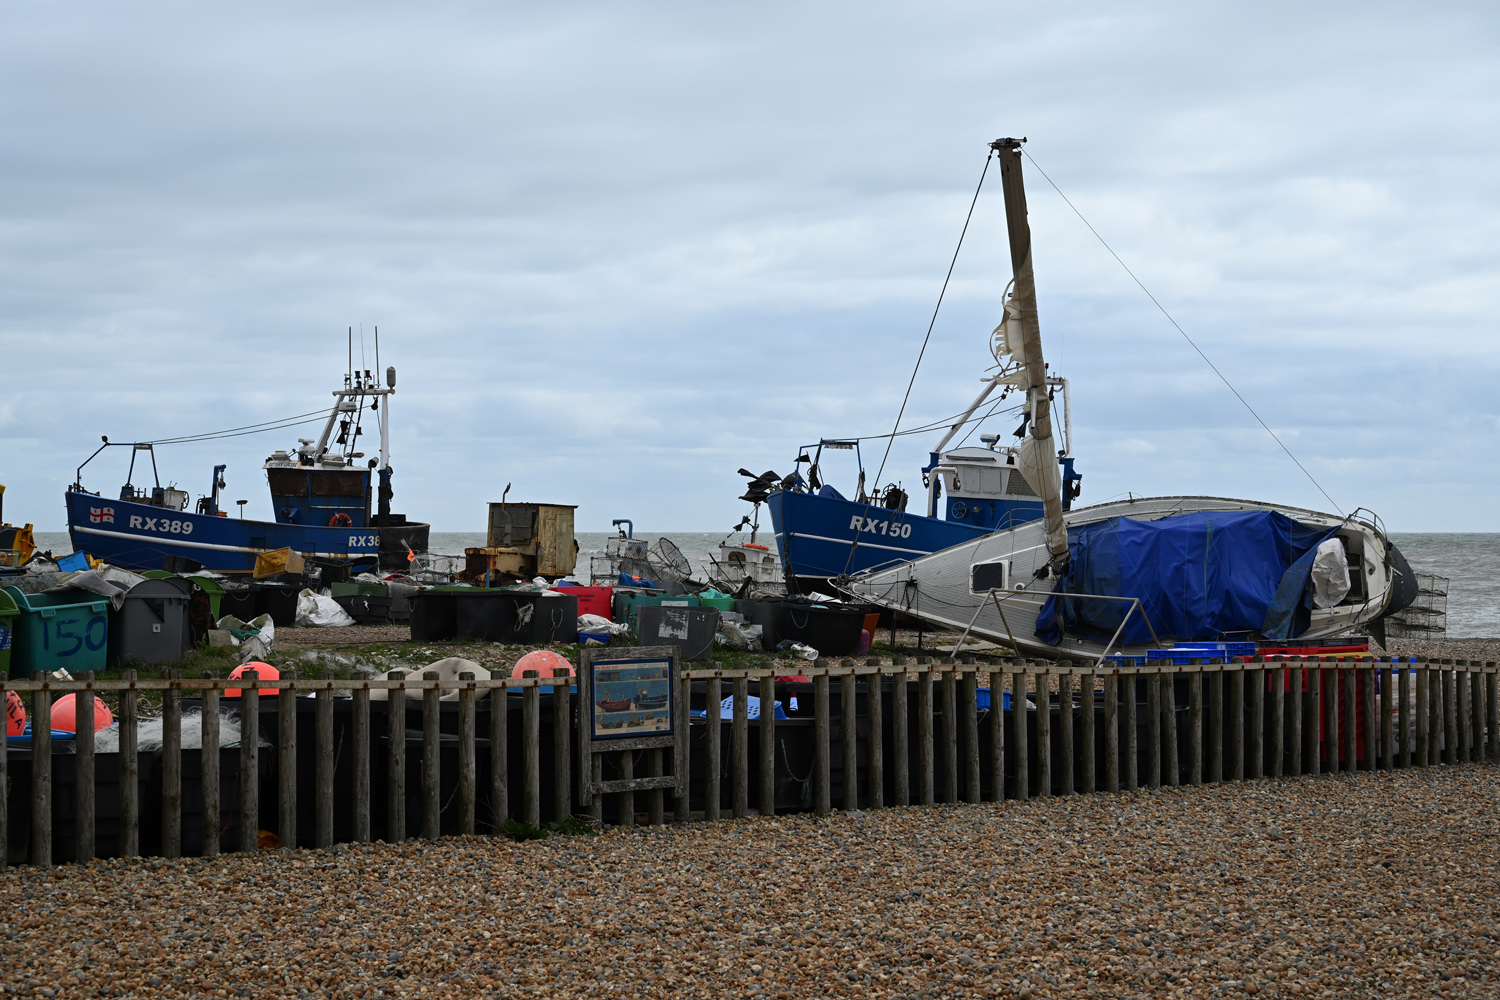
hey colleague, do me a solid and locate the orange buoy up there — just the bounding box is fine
[225,661,281,698]
[5,690,25,737]
[328,512,353,527]
[50,693,114,734]
[510,650,575,678]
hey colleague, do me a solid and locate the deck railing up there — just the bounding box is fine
[2,654,1496,866]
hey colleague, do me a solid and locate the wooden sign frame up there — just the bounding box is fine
[577,645,687,799]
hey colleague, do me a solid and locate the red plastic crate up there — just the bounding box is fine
[553,586,612,621]
[1260,657,1384,763]
[1259,643,1369,657]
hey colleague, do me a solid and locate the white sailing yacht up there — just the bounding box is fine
[841,138,1419,660]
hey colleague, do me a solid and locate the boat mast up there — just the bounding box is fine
[992,137,1069,574]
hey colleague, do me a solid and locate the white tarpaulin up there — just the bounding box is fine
[296,588,356,627]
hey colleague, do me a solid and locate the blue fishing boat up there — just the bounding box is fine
[66,361,429,575]
[752,354,1082,591]
[745,140,1087,593]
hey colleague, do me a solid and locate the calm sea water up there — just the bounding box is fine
[31,529,1499,636]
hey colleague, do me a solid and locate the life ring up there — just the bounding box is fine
[328,512,353,527]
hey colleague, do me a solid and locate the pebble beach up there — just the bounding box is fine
[4,764,1496,999]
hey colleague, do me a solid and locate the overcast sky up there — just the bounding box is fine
[2,2,1496,534]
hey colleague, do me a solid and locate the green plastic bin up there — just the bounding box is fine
[2,586,111,675]
[332,581,388,598]
[188,577,226,622]
[0,589,17,675]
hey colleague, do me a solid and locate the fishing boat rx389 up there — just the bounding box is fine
[66,361,429,575]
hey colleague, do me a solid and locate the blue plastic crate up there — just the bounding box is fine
[975,689,1012,712]
[7,725,77,747]
[1172,641,1258,658]
[55,551,90,573]
[1146,649,1233,665]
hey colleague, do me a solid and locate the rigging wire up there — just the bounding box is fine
[146,409,330,446]
[871,149,994,490]
[952,393,1012,450]
[829,399,1023,445]
[1019,147,1343,515]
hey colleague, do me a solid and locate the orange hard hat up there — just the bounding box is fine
[5,690,25,738]
[50,693,114,734]
[510,650,575,679]
[226,661,281,698]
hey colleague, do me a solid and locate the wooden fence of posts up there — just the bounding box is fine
[1,655,1497,867]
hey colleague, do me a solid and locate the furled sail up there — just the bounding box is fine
[993,137,1068,574]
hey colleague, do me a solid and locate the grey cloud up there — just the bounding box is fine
[0,2,1497,533]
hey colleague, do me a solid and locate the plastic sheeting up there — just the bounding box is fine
[1035,510,1337,646]
[579,613,631,636]
[296,588,355,627]
[1309,538,1351,609]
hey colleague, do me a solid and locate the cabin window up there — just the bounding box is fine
[969,559,1007,594]
[310,472,368,497]
[266,469,307,497]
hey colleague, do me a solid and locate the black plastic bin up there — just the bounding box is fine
[217,585,257,622]
[735,597,783,652]
[454,591,520,641]
[638,605,721,661]
[409,591,459,641]
[508,592,579,644]
[776,602,866,656]
[253,582,302,627]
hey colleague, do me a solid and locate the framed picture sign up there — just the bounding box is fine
[590,657,674,739]
[577,645,687,802]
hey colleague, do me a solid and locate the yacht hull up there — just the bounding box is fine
[842,495,1405,661]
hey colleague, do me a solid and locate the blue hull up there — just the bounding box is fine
[767,489,993,582]
[65,491,381,575]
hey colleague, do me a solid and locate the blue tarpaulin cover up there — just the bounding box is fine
[1036,510,1337,646]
